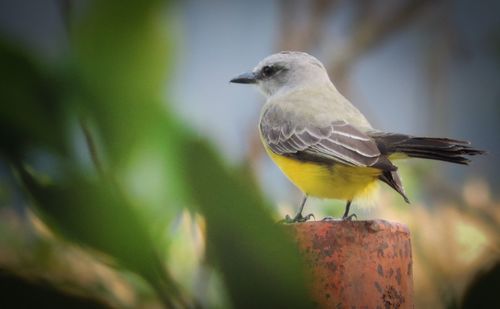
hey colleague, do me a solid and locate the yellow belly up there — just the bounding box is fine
[266,148,382,200]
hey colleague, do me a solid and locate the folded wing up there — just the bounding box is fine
[260,106,383,168]
[259,105,408,202]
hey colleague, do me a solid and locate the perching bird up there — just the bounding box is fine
[230,51,484,222]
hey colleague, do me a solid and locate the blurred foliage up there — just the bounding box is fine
[0,1,499,309]
[184,140,311,308]
[461,261,500,309]
[0,0,312,308]
[0,267,112,309]
[376,176,500,309]
[0,40,66,157]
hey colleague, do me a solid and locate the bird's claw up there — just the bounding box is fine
[299,213,315,222]
[279,213,315,224]
[342,213,357,221]
[321,213,357,221]
[321,216,336,221]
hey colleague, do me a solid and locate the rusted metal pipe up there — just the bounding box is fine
[285,220,413,308]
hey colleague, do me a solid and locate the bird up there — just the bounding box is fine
[230,51,484,223]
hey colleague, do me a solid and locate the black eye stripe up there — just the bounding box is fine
[261,65,280,78]
[262,66,273,76]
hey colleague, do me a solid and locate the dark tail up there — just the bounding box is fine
[371,133,485,165]
[379,170,410,203]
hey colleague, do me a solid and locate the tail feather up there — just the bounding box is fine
[371,133,485,165]
[379,170,409,203]
[371,133,484,203]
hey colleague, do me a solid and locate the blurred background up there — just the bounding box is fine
[0,0,499,308]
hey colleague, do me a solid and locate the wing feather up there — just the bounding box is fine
[260,107,381,167]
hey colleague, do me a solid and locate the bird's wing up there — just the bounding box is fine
[260,105,382,167]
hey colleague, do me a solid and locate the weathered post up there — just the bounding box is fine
[285,220,413,308]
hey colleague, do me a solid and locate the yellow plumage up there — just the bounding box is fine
[265,146,381,201]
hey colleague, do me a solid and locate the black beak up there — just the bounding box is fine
[230,71,257,84]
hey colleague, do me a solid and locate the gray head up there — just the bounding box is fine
[230,51,332,97]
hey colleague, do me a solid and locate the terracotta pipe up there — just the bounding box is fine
[285,220,413,308]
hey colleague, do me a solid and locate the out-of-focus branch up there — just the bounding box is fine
[79,117,105,178]
[328,0,436,90]
[425,1,455,136]
[57,0,72,34]
[277,0,337,51]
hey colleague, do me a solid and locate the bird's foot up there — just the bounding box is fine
[321,214,357,221]
[342,213,357,221]
[279,213,315,224]
[321,216,337,221]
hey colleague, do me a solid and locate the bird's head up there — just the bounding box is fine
[230,51,331,97]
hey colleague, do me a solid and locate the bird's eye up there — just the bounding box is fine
[261,65,275,77]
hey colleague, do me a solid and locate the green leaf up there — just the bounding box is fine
[0,41,66,157]
[73,0,173,167]
[71,0,188,226]
[184,139,313,309]
[13,162,187,308]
